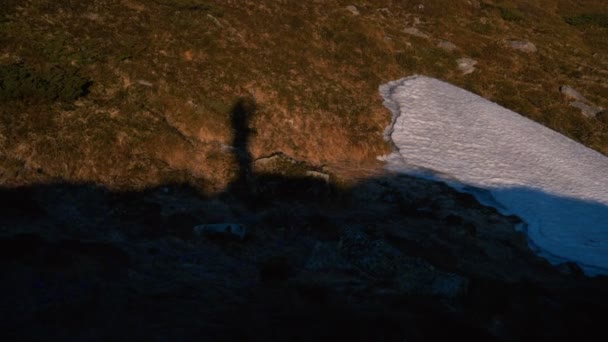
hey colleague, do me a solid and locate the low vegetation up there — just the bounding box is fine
[564,13,608,28]
[0,0,607,190]
[0,63,90,102]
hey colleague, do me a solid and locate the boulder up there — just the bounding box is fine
[339,227,402,278]
[403,27,429,39]
[305,170,330,184]
[559,85,604,118]
[346,5,359,16]
[560,85,587,102]
[338,227,469,297]
[570,101,603,118]
[457,58,477,75]
[506,40,537,53]
[437,40,458,52]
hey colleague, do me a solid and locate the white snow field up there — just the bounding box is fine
[379,75,608,276]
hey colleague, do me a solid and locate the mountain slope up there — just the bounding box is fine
[1,0,607,189]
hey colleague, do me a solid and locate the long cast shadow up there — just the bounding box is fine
[228,97,255,194]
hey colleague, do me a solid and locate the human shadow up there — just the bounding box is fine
[227,97,255,194]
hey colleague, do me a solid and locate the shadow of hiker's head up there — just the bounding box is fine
[230,97,256,148]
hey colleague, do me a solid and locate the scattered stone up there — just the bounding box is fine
[254,152,299,171]
[305,170,330,184]
[560,85,604,118]
[193,223,246,240]
[346,5,359,16]
[121,0,146,12]
[437,40,458,52]
[83,12,101,21]
[468,0,481,9]
[506,40,537,53]
[254,152,327,180]
[570,101,603,118]
[457,58,477,75]
[560,85,587,102]
[339,227,402,278]
[136,80,153,87]
[403,27,429,39]
[337,228,468,297]
[377,8,391,16]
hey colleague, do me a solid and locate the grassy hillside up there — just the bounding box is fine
[1,0,607,191]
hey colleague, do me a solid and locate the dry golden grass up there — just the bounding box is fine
[0,0,607,190]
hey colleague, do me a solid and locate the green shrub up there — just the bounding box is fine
[499,7,524,22]
[564,14,608,28]
[395,52,417,70]
[0,63,91,102]
[153,0,223,15]
[480,2,524,22]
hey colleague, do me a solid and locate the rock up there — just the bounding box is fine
[437,40,458,52]
[254,152,302,174]
[377,8,391,16]
[339,227,402,278]
[193,223,246,240]
[403,27,429,39]
[506,40,537,53]
[468,0,481,9]
[337,227,469,297]
[121,0,146,12]
[254,152,328,181]
[305,170,330,184]
[346,5,359,16]
[570,101,603,118]
[559,85,587,102]
[560,86,604,118]
[457,58,477,75]
[136,80,153,87]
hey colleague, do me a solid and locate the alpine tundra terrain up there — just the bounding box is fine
[1,0,608,341]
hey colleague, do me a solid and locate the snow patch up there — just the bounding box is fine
[380,75,608,276]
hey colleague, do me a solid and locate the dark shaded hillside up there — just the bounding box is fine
[1,170,607,341]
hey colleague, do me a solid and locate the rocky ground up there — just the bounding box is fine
[2,168,607,341]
